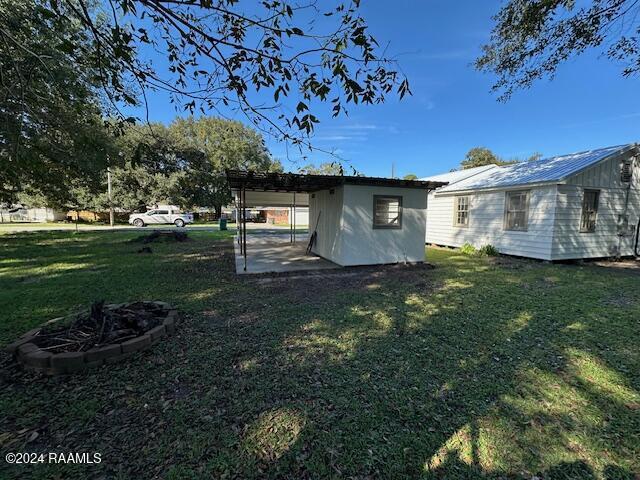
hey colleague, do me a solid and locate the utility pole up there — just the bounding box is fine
[107,166,114,227]
[391,161,395,179]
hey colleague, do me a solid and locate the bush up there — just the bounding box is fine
[460,243,499,257]
[478,244,499,256]
[460,242,477,256]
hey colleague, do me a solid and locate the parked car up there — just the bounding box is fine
[128,208,194,227]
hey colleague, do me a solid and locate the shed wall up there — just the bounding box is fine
[309,187,344,263]
[339,185,427,265]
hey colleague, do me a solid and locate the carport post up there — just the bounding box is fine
[289,203,293,243]
[237,190,242,253]
[242,186,247,271]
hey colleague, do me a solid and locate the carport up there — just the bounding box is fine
[227,170,445,274]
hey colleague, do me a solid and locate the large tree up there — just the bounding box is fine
[460,147,517,170]
[477,0,640,100]
[111,117,281,213]
[460,147,544,170]
[299,162,344,175]
[0,0,121,205]
[169,117,278,172]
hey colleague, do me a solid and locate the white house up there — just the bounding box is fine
[0,207,66,223]
[422,144,640,260]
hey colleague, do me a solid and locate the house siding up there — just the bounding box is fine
[427,186,557,260]
[551,153,640,259]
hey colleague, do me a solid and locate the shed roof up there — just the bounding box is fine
[438,143,638,193]
[226,169,446,193]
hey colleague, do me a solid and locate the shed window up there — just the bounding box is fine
[504,191,529,231]
[373,195,402,229]
[454,196,470,227]
[580,190,600,233]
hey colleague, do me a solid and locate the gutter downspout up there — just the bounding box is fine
[634,219,640,257]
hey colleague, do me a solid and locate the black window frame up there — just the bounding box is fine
[580,189,600,233]
[373,195,403,229]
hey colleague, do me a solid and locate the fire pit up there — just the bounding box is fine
[5,301,178,375]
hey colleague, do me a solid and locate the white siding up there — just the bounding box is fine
[427,187,557,260]
[551,153,640,259]
[309,187,344,263]
[310,185,428,266]
[340,185,428,265]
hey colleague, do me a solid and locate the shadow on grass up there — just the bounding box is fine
[0,234,638,479]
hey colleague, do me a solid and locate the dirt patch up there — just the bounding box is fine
[131,231,190,244]
[589,258,640,272]
[249,262,438,304]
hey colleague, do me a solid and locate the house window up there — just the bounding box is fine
[373,195,402,229]
[504,191,529,231]
[580,189,600,233]
[454,196,470,227]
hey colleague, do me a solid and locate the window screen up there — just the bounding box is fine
[580,190,599,232]
[454,196,470,227]
[373,195,402,229]
[504,191,529,231]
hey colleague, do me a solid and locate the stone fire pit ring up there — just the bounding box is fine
[5,301,179,375]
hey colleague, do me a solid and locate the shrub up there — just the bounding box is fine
[460,242,477,256]
[460,243,499,257]
[478,244,499,256]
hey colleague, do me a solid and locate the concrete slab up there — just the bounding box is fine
[234,234,339,274]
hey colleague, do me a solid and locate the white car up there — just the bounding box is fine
[128,208,194,228]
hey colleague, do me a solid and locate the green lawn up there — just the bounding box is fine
[0,231,638,479]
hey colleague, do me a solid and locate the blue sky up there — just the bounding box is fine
[132,0,640,178]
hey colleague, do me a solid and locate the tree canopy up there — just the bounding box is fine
[29,0,409,152]
[460,147,518,170]
[403,173,418,180]
[299,162,344,175]
[0,0,120,205]
[476,0,640,100]
[110,118,282,212]
[460,147,542,170]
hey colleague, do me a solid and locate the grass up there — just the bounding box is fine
[0,230,638,479]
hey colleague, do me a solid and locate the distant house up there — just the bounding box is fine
[0,207,66,223]
[422,144,640,260]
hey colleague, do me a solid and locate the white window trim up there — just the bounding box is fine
[580,189,600,233]
[503,190,530,232]
[453,195,470,227]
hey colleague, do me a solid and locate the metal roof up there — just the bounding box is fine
[419,164,499,184]
[226,169,447,193]
[438,143,638,193]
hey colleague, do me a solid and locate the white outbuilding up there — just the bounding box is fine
[422,144,640,260]
[227,170,445,273]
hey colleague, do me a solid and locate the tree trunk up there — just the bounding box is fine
[214,205,222,220]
